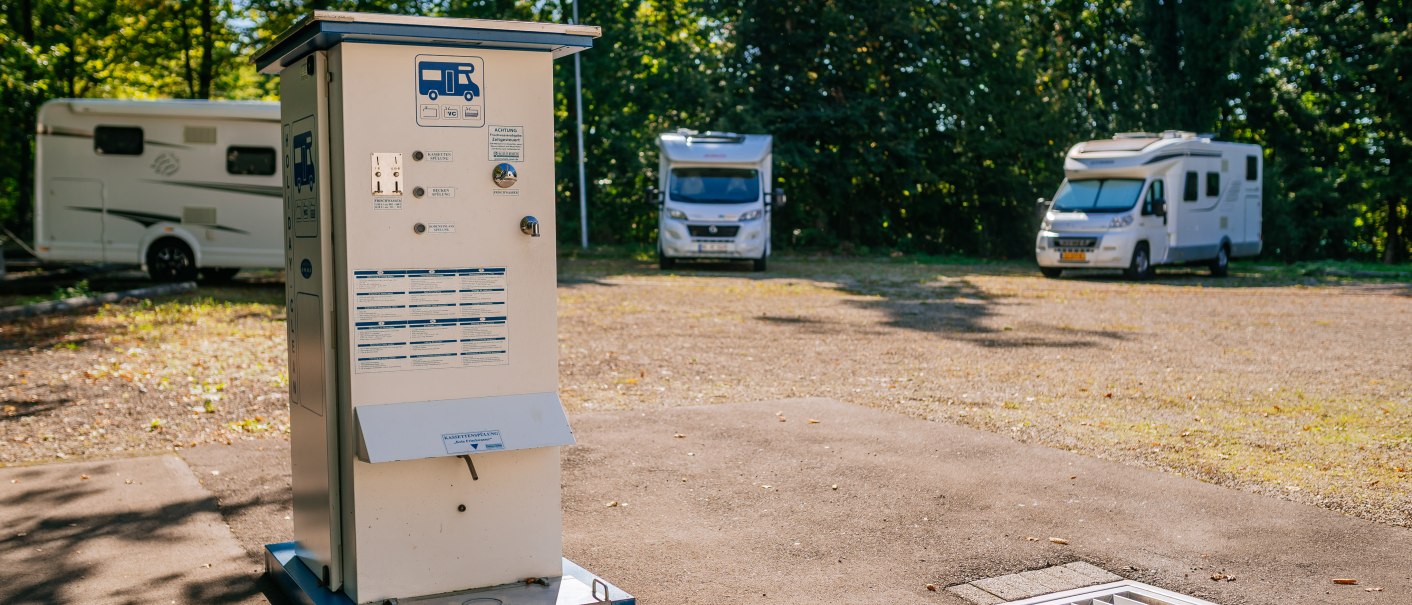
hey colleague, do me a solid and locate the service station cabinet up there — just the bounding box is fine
[255,12,628,605]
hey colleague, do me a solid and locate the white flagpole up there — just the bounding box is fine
[571,0,589,249]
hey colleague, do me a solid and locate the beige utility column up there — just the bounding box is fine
[255,12,626,605]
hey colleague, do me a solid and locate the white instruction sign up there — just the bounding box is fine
[442,430,505,454]
[489,125,524,161]
[352,267,509,373]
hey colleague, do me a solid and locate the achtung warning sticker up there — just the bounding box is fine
[488,125,524,161]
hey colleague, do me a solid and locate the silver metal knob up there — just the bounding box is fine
[492,163,518,188]
[519,216,540,237]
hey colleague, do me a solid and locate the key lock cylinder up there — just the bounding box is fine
[490,162,539,237]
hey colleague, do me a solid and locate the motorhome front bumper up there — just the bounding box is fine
[661,219,766,258]
[1035,231,1131,268]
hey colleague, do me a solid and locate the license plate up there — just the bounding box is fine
[1060,251,1087,262]
[699,242,733,252]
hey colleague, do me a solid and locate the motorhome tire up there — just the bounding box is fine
[200,267,241,283]
[658,249,676,271]
[1124,242,1153,281]
[1209,244,1230,277]
[752,255,767,272]
[147,239,197,282]
[1039,267,1063,278]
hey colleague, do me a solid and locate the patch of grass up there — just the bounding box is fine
[51,279,96,300]
[1238,260,1412,283]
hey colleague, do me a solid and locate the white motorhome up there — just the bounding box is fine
[34,98,283,281]
[652,130,784,271]
[1035,131,1262,279]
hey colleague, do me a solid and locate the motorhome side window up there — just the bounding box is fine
[94,126,144,156]
[1183,171,1199,201]
[227,146,277,176]
[1206,172,1220,197]
[668,167,760,204]
[1246,155,1258,181]
[1143,180,1164,215]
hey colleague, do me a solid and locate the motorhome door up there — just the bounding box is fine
[48,178,107,262]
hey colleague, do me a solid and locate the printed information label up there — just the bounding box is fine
[426,151,454,162]
[489,125,524,161]
[442,430,505,454]
[373,196,403,211]
[352,267,508,373]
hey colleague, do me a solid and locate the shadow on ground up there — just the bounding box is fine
[0,463,265,604]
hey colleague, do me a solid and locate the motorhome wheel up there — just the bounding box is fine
[752,254,767,272]
[658,246,676,271]
[1210,245,1230,277]
[147,238,197,282]
[1039,267,1063,279]
[1124,242,1153,281]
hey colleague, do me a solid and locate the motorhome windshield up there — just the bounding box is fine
[669,167,760,204]
[1051,179,1144,213]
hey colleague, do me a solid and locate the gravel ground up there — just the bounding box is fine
[2,257,1409,528]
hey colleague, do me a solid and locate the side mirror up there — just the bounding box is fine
[647,187,661,206]
[1036,197,1050,210]
[771,188,787,207]
[1152,198,1167,216]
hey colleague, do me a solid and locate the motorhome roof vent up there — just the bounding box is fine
[184,125,218,144]
[1113,132,1158,139]
[1000,580,1219,605]
[1160,130,1198,139]
[684,131,745,144]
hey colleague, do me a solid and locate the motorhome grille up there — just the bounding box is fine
[184,126,218,144]
[1001,581,1218,605]
[687,225,740,237]
[1054,237,1098,249]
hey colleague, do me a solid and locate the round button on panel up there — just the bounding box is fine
[491,163,518,188]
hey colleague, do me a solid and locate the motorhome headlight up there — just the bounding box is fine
[738,209,763,221]
[1108,214,1134,229]
[667,208,688,220]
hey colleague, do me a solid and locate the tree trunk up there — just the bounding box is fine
[1385,195,1405,264]
[197,0,214,99]
[19,0,34,43]
[15,0,37,241]
[179,1,195,98]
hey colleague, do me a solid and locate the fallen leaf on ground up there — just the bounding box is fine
[925,584,937,591]
[673,433,685,438]
[1026,536,1039,541]
[1332,578,1358,585]
[1049,537,1069,545]
[79,474,89,480]
[807,418,820,424]
[605,501,620,507]
[1365,587,1383,592]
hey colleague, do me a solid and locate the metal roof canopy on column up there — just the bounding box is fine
[254,11,601,75]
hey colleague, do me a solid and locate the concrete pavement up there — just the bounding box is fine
[4,398,1409,604]
[0,455,263,604]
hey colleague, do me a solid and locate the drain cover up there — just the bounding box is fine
[1002,580,1219,605]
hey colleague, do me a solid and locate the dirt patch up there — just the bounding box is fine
[558,257,1412,527]
[2,258,1409,528]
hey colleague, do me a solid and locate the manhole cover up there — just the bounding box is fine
[1002,580,1218,605]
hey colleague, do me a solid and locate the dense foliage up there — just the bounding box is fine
[2,0,1407,261]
